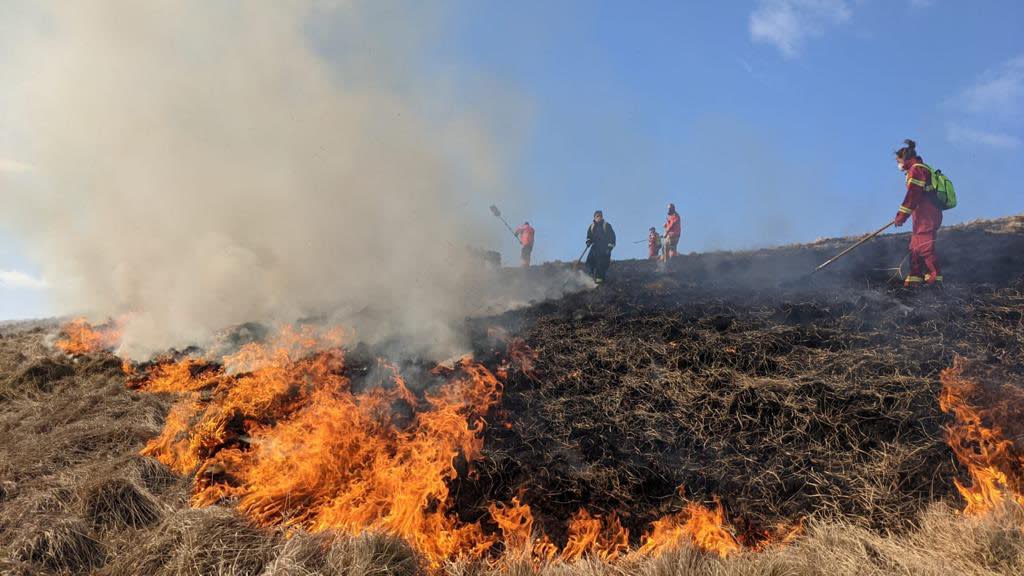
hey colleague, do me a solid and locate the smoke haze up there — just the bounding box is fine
[0,1,562,358]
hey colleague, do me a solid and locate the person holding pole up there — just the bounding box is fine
[514,221,535,267]
[812,140,949,279]
[894,139,943,287]
[663,203,681,260]
[647,227,662,260]
[585,210,616,284]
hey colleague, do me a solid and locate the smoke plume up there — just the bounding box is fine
[0,1,563,358]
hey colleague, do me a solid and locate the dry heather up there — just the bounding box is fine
[1,216,1023,575]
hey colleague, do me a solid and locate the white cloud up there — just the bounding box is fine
[0,158,34,173]
[749,0,851,58]
[960,55,1024,119]
[0,269,48,290]
[945,55,1024,149]
[946,124,1020,149]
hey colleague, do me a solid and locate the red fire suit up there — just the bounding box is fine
[514,224,535,267]
[648,231,662,260]
[894,157,942,285]
[664,213,681,259]
[515,224,535,247]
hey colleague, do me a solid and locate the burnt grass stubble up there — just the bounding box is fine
[0,216,1021,573]
[461,217,1024,544]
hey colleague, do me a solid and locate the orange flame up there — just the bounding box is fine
[751,518,804,551]
[638,501,740,558]
[562,509,630,562]
[489,497,742,563]
[135,325,503,566]
[133,324,776,566]
[489,497,557,561]
[54,317,122,355]
[939,358,1024,515]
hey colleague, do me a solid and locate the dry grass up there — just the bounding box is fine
[103,506,277,576]
[261,531,420,576]
[1,217,1023,574]
[80,476,164,530]
[8,517,105,574]
[442,503,1024,576]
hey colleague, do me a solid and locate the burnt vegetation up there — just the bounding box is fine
[1,215,1024,574]
[461,216,1024,545]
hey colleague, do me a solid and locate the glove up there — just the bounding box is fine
[894,212,908,227]
[586,240,592,247]
[608,244,615,250]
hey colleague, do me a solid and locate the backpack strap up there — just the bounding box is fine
[908,163,931,189]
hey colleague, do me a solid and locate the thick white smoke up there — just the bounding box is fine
[0,1,562,358]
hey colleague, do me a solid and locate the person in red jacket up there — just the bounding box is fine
[647,227,662,260]
[514,221,535,267]
[663,203,681,260]
[893,139,942,287]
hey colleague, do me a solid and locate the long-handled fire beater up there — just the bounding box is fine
[572,244,590,272]
[812,220,895,275]
[489,204,519,240]
[560,244,592,289]
[873,251,911,281]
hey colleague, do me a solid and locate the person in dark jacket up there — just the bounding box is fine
[585,210,616,283]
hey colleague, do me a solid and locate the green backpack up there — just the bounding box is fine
[914,163,957,210]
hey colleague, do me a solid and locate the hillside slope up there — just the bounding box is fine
[468,215,1024,538]
[2,215,1023,575]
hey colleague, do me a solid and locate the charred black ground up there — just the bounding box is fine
[1,216,1023,574]
[461,216,1024,543]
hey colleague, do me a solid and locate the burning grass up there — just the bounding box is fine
[468,267,1024,545]
[124,323,744,567]
[128,325,501,565]
[53,317,122,356]
[2,217,1024,574]
[940,358,1024,515]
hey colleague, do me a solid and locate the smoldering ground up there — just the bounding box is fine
[3,217,1024,575]
[0,0,578,360]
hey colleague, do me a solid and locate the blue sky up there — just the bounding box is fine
[2,0,1022,319]
[435,0,1023,263]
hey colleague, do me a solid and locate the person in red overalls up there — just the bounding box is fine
[663,203,681,260]
[647,227,662,260]
[514,221,535,267]
[893,139,942,287]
